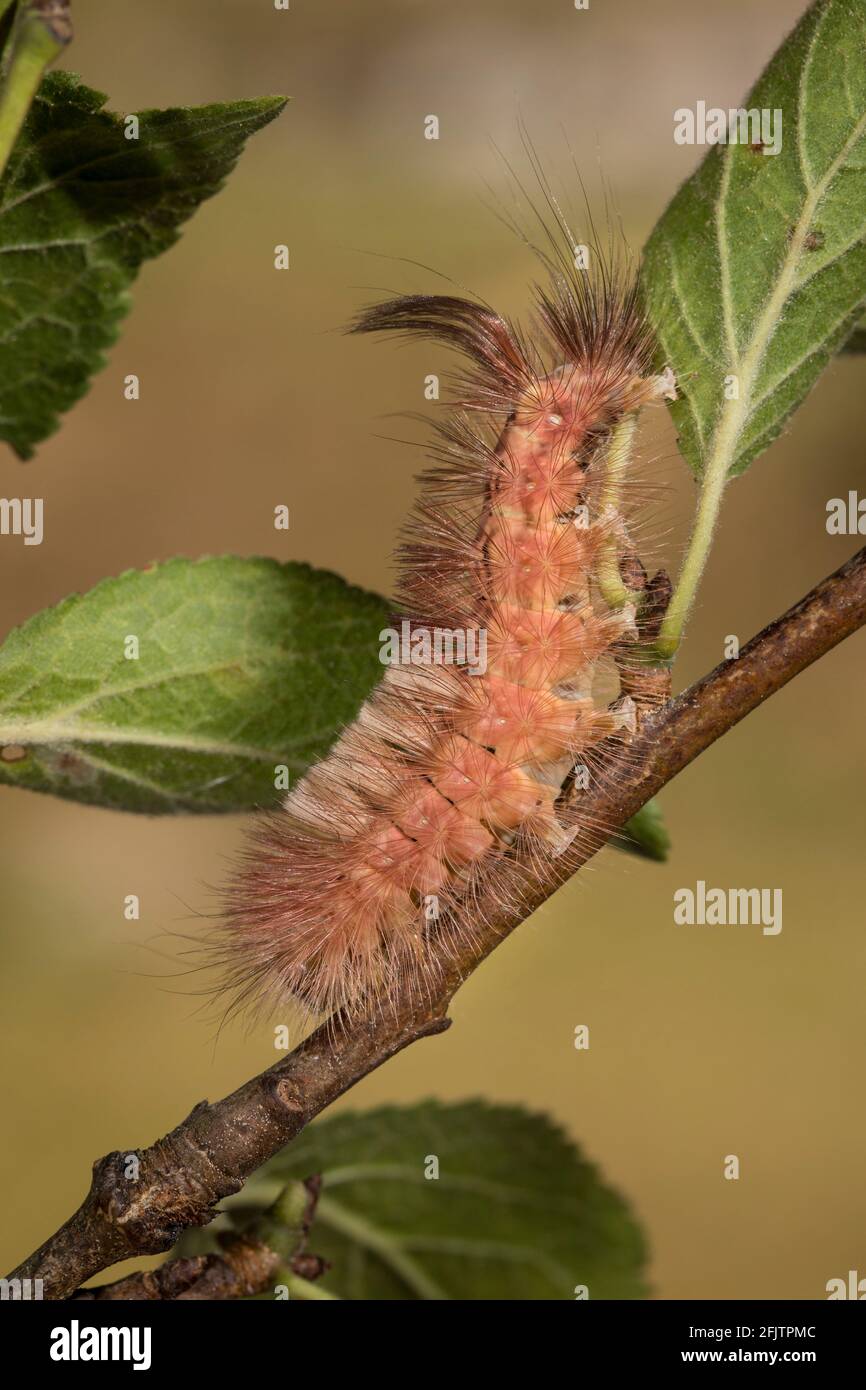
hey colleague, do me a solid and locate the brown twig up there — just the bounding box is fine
[71,1175,326,1301]
[70,1233,281,1302]
[8,546,866,1299]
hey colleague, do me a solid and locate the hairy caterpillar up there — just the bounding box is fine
[220,223,676,1022]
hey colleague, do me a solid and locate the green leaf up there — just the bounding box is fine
[234,1102,648,1300]
[618,799,670,862]
[0,70,286,458]
[643,0,866,479]
[0,556,389,813]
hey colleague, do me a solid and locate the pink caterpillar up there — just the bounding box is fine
[222,245,675,1021]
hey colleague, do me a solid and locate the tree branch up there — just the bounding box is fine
[71,1176,328,1301]
[9,545,866,1299]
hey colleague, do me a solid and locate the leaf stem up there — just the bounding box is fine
[0,0,18,50]
[653,401,742,661]
[284,1273,340,1301]
[268,1181,310,1234]
[596,412,639,610]
[0,2,71,182]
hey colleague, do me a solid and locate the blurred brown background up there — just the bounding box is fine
[1,0,864,1299]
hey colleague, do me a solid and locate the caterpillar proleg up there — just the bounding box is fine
[221,225,676,1022]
